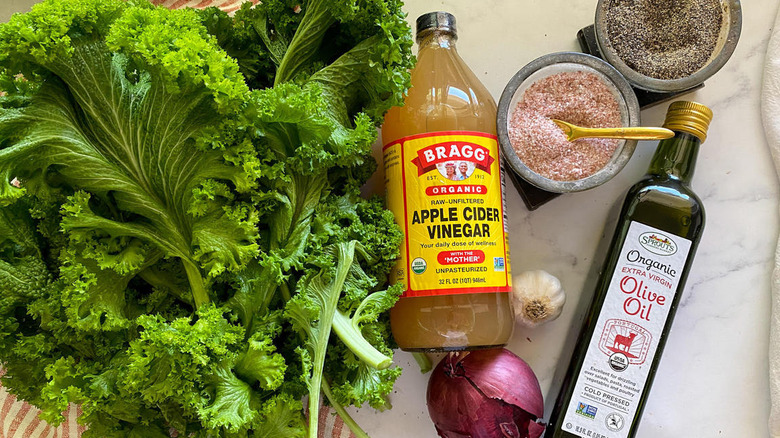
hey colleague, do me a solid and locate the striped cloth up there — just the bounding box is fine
[151,0,259,14]
[0,368,86,438]
[1,1,356,438]
[1,371,352,438]
[317,407,353,438]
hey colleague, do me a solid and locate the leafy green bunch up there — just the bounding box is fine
[0,0,413,436]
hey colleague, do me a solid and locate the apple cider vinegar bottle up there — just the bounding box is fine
[382,12,514,351]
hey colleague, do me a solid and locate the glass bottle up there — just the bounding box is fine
[545,101,712,438]
[382,12,514,351]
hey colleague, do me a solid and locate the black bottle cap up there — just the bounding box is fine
[416,12,457,37]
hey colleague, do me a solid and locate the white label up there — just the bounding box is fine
[561,221,692,438]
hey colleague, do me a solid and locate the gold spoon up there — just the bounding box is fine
[551,119,675,141]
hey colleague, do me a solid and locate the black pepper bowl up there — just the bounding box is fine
[594,0,742,93]
[497,52,641,193]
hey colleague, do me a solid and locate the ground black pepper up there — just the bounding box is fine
[605,0,723,80]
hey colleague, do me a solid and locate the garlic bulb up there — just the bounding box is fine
[511,270,565,328]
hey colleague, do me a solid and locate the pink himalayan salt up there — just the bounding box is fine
[508,70,622,181]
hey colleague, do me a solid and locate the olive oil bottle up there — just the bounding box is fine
[545,101,712,438]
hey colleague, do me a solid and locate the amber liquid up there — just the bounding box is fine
[382,30,513,351]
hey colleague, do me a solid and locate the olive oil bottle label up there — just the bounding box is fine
[561,221,691,438]
[384,131,511,298]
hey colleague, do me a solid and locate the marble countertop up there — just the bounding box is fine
[1,0,776,437]
[351,1,780,437]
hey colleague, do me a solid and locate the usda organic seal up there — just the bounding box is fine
[411,258,427,274]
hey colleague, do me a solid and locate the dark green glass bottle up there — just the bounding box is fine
[544,101,712,438]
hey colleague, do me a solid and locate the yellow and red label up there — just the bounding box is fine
[384,131,512,298]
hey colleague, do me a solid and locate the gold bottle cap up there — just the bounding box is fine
[662,101,714,143]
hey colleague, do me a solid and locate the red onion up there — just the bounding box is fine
[426,348,546,438]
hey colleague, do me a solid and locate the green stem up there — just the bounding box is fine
[322,380,370,438]
[307,243,355,438]
[280,282,292,302]
[182,260,208,309]
[308,346,325,438]
[332,310,392,370]
[412,352,432,374]
[274,0,335,85]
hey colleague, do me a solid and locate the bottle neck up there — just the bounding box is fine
[646,131,701,183]
[417,29,457,51]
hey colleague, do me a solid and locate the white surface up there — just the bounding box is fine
[350,1,780,437]
[759,6,780,437]
[0,0,36,22]
[1,0,776,437]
